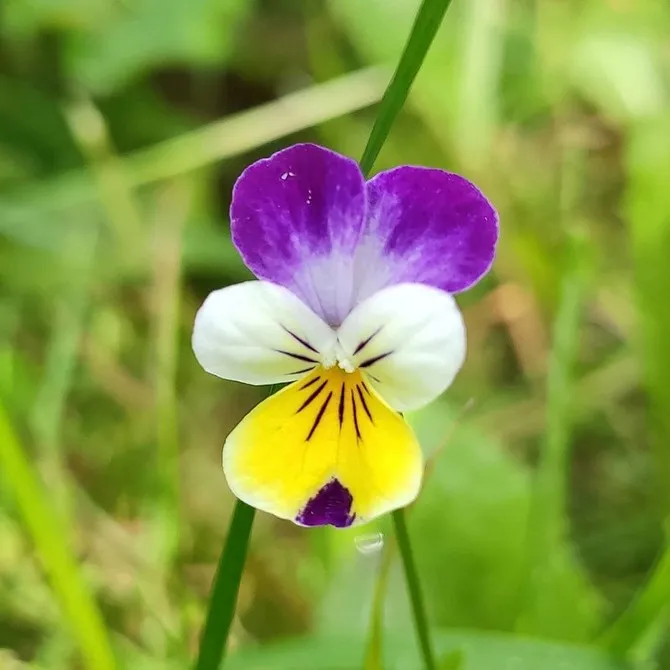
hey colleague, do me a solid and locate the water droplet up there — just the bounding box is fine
[355,532,384,555]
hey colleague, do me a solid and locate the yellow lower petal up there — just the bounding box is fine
[222,366,423,527]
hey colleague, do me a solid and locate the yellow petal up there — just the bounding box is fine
[223,366,423,527]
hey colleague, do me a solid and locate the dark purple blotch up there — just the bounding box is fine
[297,479,355,528]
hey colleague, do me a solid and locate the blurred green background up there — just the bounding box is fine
[1,0,670,668]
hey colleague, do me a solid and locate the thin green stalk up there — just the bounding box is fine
[151,182,192,544]
[393,510,437,670]
[359,1,454,666]
[363,536,396,670]
[360,0,454,176]
[195,2,452,667]
[193,501,256,670]
[0,403,117,670]
[364,407,473,670]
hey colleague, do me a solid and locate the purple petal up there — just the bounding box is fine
[361,166,499,294]
[296,479,355,528]
[231,144,367,326]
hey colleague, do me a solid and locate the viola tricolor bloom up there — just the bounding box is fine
[192,144,498,528]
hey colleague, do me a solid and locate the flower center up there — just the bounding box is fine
[321,340,356,374]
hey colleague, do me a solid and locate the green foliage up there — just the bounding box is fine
[4,0,252,94]
[1,0,670,667]
[411,406,603,641]
[223,632,630,670]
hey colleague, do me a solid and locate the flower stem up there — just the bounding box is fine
[359,0,455,176]
[193,501,256,670]
[392,509,436,670]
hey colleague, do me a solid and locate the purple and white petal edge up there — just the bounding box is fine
[230,143,368,326]
[350,166,499,303]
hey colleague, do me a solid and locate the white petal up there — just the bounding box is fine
[336,283,466,411]
[192,281,337,385]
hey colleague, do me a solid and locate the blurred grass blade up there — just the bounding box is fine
[0,403,117,670]
[516,230,589,634]
[625,117,670,517]
[67,97,186,574]
[599,550,670,656]
[363,537,396,670]
[1,67,385,234]
[65,96,145,250]
[150,182,192,543]
[600,117,670,657]
[454,0,504,168]
[29,220,98,517]
[193,501,256,670]
[359,0,454,176]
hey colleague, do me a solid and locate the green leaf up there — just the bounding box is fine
[408,402,603,642]
[439,649,464,670]
[224,632,630,670]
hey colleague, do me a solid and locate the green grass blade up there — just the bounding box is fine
[359,0,455,176]
[67,96,186,563]
[599,116,670,657]
[516,231,589,633]
[0,404,117,670]
[1,67,385,237]
[359,2,455,665]
[626,117,670,517]
[599,550,670,656]
[29,220,98,517]
[393,510,437,670]
[193,501,256,670]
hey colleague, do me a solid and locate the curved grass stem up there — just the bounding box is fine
[193,501,256,670]
[393,509,437,670]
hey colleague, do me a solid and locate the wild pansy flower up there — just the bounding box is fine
[192,143,498,528]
